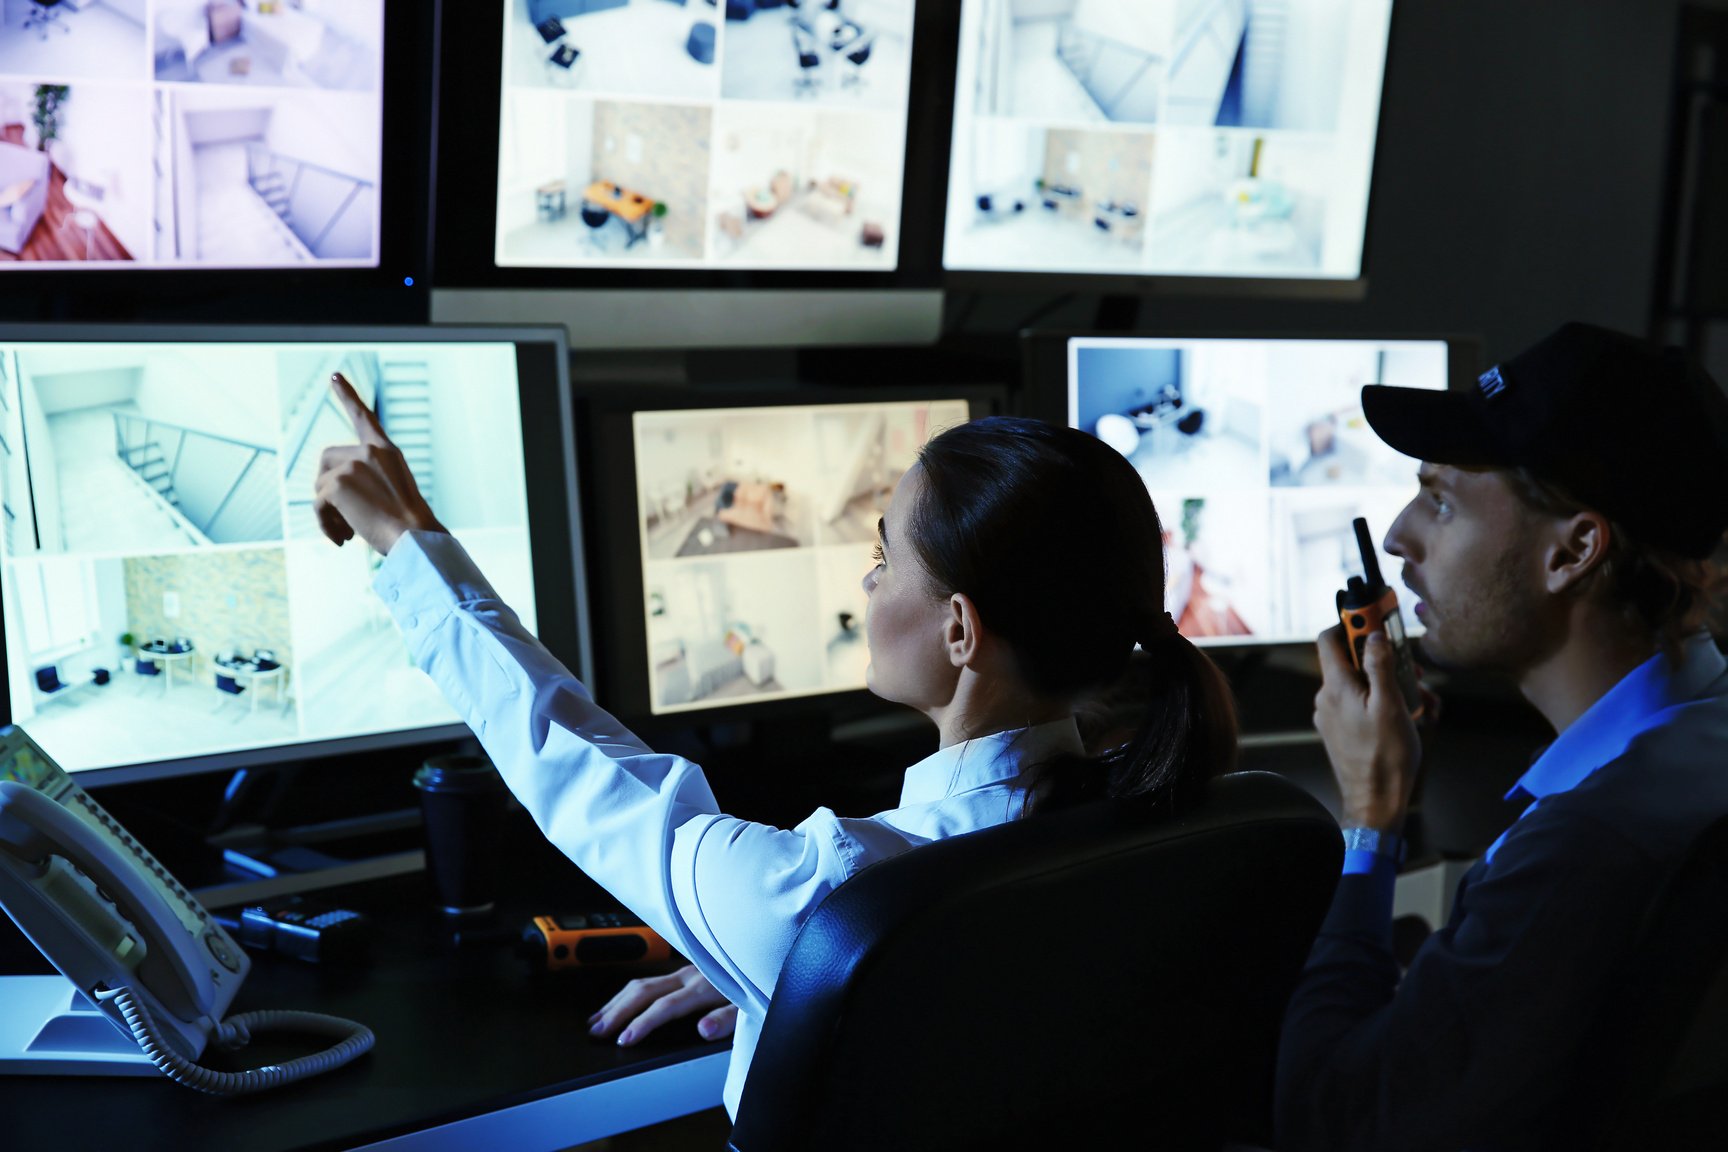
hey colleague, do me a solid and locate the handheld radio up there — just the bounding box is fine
[520,912,671,973]
[1336,517,1424,719]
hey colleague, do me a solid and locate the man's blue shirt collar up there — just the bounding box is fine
[1489,633,1726,860]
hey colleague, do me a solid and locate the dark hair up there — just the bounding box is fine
[1505,467,1724,653]
[909,416,1237,811]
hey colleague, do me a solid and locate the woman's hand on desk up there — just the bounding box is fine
[588,964,736,1047]
[313,373,446,554]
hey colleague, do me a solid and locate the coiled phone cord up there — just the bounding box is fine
[99,986,375,1096]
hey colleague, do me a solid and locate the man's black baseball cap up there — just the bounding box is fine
[1361,322,1728,559]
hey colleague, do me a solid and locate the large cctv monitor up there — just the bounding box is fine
[430,1,952,347]
[944,0,1396,292]
[0,324,585,785]
[1023,330,1479,647]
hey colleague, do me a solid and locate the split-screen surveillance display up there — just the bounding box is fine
[633,398,969,714]
[0,0,385,270]
[946,0,1394,280]
[495,0,915,271]
[1067,335,1445,645]
[0,340,534,774]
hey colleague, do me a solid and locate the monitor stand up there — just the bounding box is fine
[0,978,154,1076]
[191,765,426,907]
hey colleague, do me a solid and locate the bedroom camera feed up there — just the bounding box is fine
[0,2,385,269]
[0,339,534,774]
[634,397,969,714]
[1069,335,1445,645]
[494,0,916,271]
[945,0,1393,280]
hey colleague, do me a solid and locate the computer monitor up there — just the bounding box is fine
[0,323,585,786]
[943,0,1395,293]
[429,0,952,347]
[1023,330,1479,647]
[577,383,1003,724]
[0,1,431,321]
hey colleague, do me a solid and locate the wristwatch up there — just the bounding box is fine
[1341,826,1406,864]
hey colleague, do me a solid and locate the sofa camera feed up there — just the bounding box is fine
[0,1,384,270]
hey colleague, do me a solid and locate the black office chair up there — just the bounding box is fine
[791,21,821,92]
[727,770,1342,1152]
[25,0,69,39]
[1565,815,1728,1149]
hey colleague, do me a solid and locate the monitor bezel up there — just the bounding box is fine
[936,0,1399,297]
[574,378,1009,733]
[0,2,433,324]
[1020,327,1482,427]
[430,0,955,292]
[0,322,588,786]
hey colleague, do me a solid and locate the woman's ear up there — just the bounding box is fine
[1543,510,1612,595]
[944,592,985,669]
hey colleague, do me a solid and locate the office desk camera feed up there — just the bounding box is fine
[496,0,914,270]
[0,341,534,774]
[0,0,385,269]
[944,0,1393,279]
[634,398,969,714]
[1068,336,1446,646]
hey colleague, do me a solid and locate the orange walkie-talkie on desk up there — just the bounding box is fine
[1336,516,1424,720]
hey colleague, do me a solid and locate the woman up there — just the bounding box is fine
[315,376,1237,1116]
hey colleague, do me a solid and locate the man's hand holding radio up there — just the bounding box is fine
[1315,626,1436,833]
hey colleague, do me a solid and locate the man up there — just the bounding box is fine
[1277,322,1728,1150]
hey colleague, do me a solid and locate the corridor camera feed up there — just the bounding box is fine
[634,398,970,714]
[495,0,915,271]
[945,0,1394,279]
[1068,335,1445,645]
[0,340,534,773]
[0,1,385,269]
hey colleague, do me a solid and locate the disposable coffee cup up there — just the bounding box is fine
[412,754,508,916]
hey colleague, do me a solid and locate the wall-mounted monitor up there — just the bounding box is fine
[0,324,585,785]
[577,383,1003,723]
[0,1,431,320]
[430,1,954,347]
[1023,331,1479,648]
[944,0,1395,290]
[494,0,916,273]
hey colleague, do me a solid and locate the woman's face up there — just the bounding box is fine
[860,465,959,711]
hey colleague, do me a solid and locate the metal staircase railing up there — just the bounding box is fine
[1055,21,1165,122]
[112,413,280,545]
[245,142,374,260]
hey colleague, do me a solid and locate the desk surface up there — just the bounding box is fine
[584,181,654,222]
[0,871,728,1152]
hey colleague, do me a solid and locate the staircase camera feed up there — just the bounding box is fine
[0,340,535,774]
[1068,335,1444,645]
[945,0,1394,280]
[0,0,384,269]
[635,398,969,714]
[496,0,915,271]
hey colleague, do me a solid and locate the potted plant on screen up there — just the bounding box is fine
[31,85,69,154]
[648,200,668,248]
[118,631,136,673]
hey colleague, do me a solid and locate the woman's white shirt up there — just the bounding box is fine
[373,530,1085,1115]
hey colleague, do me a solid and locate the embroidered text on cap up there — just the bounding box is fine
[1478,366,1508,400]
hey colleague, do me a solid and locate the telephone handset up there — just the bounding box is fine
[0,726,373,1093]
